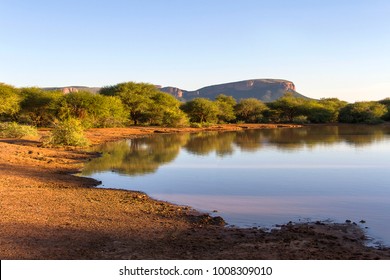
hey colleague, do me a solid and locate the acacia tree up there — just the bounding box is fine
[100,82,157,125]
[19,87,63,126]
[267,93,307,122]
[148,91,189,127]
[266,96,348,124]
[96,95,129,127]
[181,98,219,123]
[57,91,127,127]
[379,98,390,121]
[57,91,96,126]
[0,83,21,120]
[235,98,267,123]
[215,94,236,123]
[339,101,387,124]
[101,82,188,126]
[313,98,347,123]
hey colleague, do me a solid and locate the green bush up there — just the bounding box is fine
[18,87,62,127]
[161,109,189,127]
[339,101,387,124]
[0,122,38,138]
[292,115,309,124]
[48,118,89,146]
[181,98,219,124]
[235,98,267,123]
[190,122,203,128]
[57,91,128,128]
[0,83,21,119]
[189,122,213,128]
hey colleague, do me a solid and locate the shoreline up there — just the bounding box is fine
[1,124,390,259]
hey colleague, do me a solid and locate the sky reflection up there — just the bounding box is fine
[83,125,390,246]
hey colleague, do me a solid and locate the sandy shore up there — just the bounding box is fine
[1,124,389,259]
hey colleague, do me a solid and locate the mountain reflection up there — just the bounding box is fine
[82,125,390,176]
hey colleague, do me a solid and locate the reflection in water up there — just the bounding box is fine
[234,129,264,151]
[83,125,390,176]
[82,134,189,176]
[82,125,390,246]
[184,131,237,156]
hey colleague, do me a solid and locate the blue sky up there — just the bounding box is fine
[1,0,389,101]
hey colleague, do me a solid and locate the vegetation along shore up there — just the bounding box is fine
[1,81,390,259]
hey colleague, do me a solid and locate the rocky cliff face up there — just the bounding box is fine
[43,86,101,94]
[160,79,303,102]
[61,87,79,94]
[160,86,188,99]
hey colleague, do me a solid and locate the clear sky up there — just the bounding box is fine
[1,0,389,102]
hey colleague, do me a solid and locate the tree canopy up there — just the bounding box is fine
[339,101,387,124]
[100,82,188,126]
[57,91,128,127]
[18,87,62,126]
[235,98,268,123]
[215,94,237,123]
[0,83,21,119]
[180,98,219,124]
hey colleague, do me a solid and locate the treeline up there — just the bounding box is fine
[1,81,390,129]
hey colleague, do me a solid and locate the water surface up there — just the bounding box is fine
[82,125,390,246]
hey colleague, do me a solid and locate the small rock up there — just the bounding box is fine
[345,219,352,223]
[359,220,366,224]
[211,216,226,226]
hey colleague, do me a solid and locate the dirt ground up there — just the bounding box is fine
[1,124,389,259]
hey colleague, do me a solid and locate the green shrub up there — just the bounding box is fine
[161,109,189,127]
[292,115,309,124]
[189,122,213,128]
[0,122,38,138]
[48,118,89,146]
[190,122,203,128]
[181,98,219,124]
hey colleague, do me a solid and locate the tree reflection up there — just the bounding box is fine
[258,125,388,151]
[82,134,189,176]
[234,130,264,151]
[183,131,236,156]
[82,125,390,176]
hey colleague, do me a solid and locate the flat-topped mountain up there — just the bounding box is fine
[160,79,307,102]
[43,86,101,94]
[43,79,308,102]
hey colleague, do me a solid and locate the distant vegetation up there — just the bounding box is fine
[1,81,389,140]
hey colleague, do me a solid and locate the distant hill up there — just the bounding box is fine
[43,79,309,102]
[160,79,308,102]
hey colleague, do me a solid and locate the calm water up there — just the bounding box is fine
[82,125,390,246]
